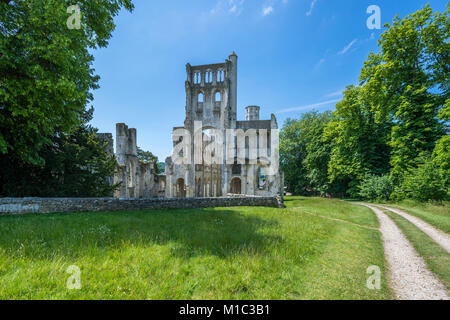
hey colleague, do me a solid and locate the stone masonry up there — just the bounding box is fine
[0,196,284,215]
[98,52,283,200]
[165,52,284,198]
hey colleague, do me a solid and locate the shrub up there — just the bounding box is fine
[399,161,448,203]
[358,175,394,201]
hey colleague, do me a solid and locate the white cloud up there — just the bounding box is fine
[262,6,274,16]
[325,89,344,98]
[210,0,245,16]
[338,38,358,55]
[306,0,318,16]
[277,99,341,114]
[315,58,325,70]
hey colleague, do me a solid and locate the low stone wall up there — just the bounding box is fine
[0,196,284,215]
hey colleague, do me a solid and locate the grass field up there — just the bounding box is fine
[386,200,450,233]
[382,209,450,290]
[0,197,391,300]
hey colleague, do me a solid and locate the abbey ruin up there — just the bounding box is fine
[103,52,283,199]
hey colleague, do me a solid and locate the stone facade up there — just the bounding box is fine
[97,52,283,200]
[98,124,165,199]
[165,52,283,198]
[0,196,284,215]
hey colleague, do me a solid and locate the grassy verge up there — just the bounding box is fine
[285,196,379,228]
[0,199,390,299]
[385,200,450,233]
[383,209,450,289]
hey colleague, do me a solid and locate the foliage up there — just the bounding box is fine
[395,160,448,202]
[302,111,334,195]
[324,86,391,197]
[0,0,134,164]
[281,5,449,202]
[358,175,394,201]
[433,135,450,172]
[359,4,448,183]
[137,147,161,174]
[279,116,308,195]
[0,109,119,197]
[280,111,332,195]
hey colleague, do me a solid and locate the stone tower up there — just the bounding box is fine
[115,123,139,198]
[184,51,238,130]
[246,106,260,121]
[165,52,282,199]
[173,52,239,198]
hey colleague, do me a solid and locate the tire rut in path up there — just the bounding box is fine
[362,204,449,300]
[376,205,450,253]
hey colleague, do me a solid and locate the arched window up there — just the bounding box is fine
[215,91,221,102]
[258,167,267,189]
[217,70,224,82]
[206,71,212,83]
[195,72,202,84]
[198,93,204,103]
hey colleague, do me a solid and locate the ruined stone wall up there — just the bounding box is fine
[112,123,166,198]
[0,196,284,215]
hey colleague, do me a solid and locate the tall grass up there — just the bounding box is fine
[0,198,390,299]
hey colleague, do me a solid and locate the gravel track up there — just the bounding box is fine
[376,205,450,253]
[362,204,449,300]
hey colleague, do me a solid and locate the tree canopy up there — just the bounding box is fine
[0,0,134,164]
[0,0,134,197]
[280,5,449,202]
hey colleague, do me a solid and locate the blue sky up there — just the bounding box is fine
[89,0,448,160]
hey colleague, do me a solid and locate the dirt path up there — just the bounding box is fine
[362,204,449,300]
[376,205,450,253]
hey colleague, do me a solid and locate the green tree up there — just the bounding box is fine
[0,108,118,197]
[280,111,334,196]
[0,0,134,164]
[301,111,333,195]
[360,5,448,183]
[324,86,391,197]
[137,147,161,174]
[280,117,308,195]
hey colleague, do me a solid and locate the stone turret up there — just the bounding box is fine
[116,123,137,165]
[246,106,260,121]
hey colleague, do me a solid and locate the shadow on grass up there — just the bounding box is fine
[0,208,282,260]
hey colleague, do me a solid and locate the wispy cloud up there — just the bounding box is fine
[262,5,274,16]
[338,38,358,55]
[325,89,344,98]
[314,57,325,70]
[306,0,318,16]
[210,0,245,16]
[277,99,340,114]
